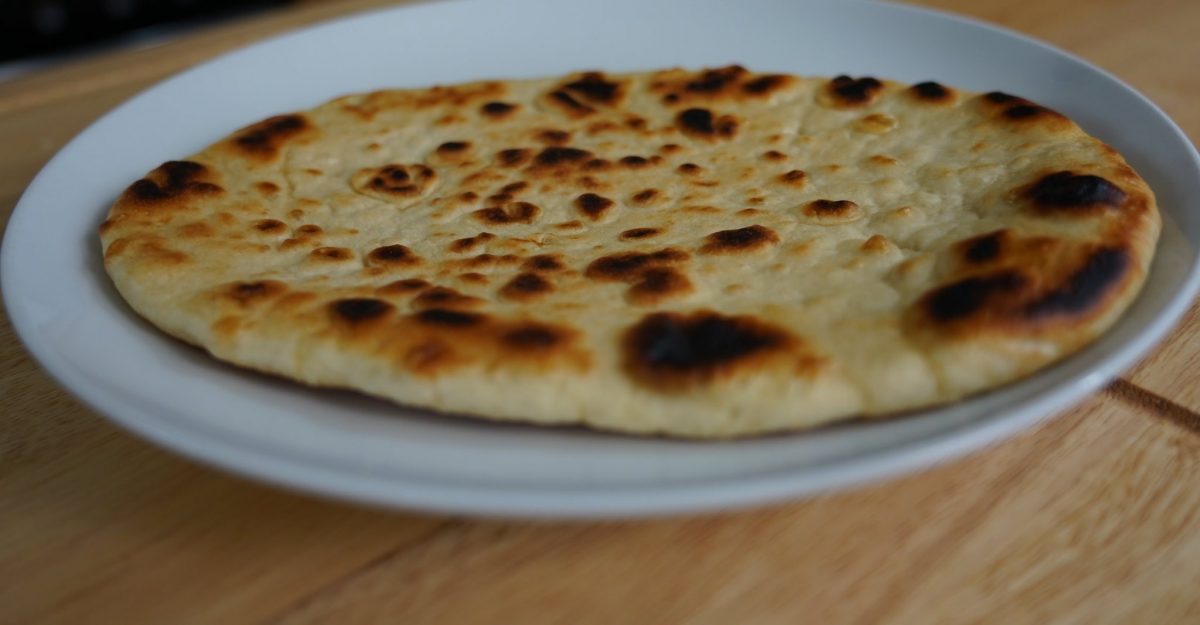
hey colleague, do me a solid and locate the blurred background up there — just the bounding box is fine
[2,0,308,80]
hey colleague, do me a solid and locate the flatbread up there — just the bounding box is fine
[99,66,1160,437]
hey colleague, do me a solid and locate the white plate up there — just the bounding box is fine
[4,0,1199,518]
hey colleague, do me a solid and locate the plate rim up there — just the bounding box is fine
[4,0,1199,518]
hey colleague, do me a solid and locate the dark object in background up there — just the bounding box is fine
[3,0,291,62]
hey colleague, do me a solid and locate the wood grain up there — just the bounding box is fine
[2,0,1199,624]
[1130,302,1200,411]
[264,396,1200,625]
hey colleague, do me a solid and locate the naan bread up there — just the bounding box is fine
[99,66,1160,437]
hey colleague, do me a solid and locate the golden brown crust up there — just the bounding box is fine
[622,311,815,391]
[224,114,314,162]
[699,225,780,254]
[907,81,956,104]
[823,76,884,108]
[108,161,224,222]
[99,66,1161,438]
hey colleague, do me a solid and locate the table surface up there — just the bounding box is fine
[3,0,1200,623]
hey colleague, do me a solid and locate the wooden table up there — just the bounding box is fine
[3,1,1199,622]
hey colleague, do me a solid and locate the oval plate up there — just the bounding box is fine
[4,0,1199,518]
